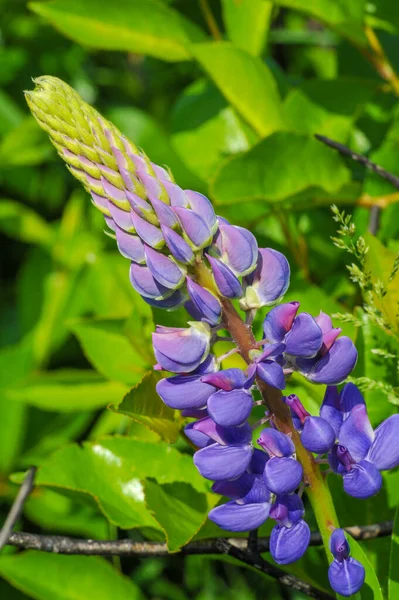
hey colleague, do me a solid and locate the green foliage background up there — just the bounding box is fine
[0,0,399,598]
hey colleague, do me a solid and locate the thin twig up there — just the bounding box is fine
[198,0,222,40]
[7,520,393,556]
[314,134,399,190]
[0,467,37,551]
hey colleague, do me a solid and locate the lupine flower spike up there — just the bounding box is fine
[26,76,399,598]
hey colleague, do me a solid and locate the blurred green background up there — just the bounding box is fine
[1,0,399,598]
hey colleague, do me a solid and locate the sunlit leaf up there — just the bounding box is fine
[389,504,399,599]
[221,0,272,56]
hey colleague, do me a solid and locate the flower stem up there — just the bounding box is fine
[194,261,339,561]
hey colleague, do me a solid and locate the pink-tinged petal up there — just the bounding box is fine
[301,416,336,454]
[330,528,350,560]
[207,389,253,427]
[202,368,248,391]
[322,327,342,353]
[162,180,189,207]
[144,245,185,289]
[91,192,110,215]
[137,170,163,200]
[101,176,129,208]
[207,255,243,299]
[320,386,342,438]
[126,191,154,220]
[270,520,310,564]
[149,197,179,228]
[263,302,300,343]
[256,361,286,390]
[212,473,255,500]
[174,207,212,249]
[270,494,304,527]
[130,262,170,299]
[328,558,365,597]
[104,216,116,231]
[343,460,382,499]
[305,337,358,385]
[107,201,134,232]
[367,414,399,470]
[186,277,221,326]
[151,163,171,181]
[143,288,186,309]
[152,322,211,373]
[115,227,145,263]
[257,429,295,457]
[315,312,333,333]
[161,225,194,264]
[285,313,323,358]
[340,383,365,419]
[185,190,217,234]
[216,222,258,277]
[193,418,252,446]
[209,500,270,532]
[264,457,303,494]
[284,394,310,423]
[193,443,253,480]
[339,404,374,462]
[184,422,211,448]
[156,374,215,410]
[242,248,290,309]
[131,210,164,249]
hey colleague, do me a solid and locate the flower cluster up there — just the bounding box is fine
[26,76,399,598]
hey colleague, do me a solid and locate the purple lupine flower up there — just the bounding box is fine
[328,529,365,596]
[269,494,311,564]
[251,343,287,390]
[285,393,336,454]
[213,220,258,277]
[257,429,303,494]
[325,384,399,498]
[240,248,290,310]
[152,322,211,373]
[201,367,256,427]
[206,254,243,299]
[186,277,221,326]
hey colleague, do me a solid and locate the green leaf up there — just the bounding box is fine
[112,371,180,443]
[0,553,143,600]
[389,503,399,599]
[191,42,285,137]
[0,393,27,474]
[345,535,384,600]
[12,437,207,529]
[211,132,350,205]
[4,370,128,412]
[221,0,272,56]
[145,480,217,552]
[0,89,24,135]
[70,318,149,385]
[0,199,53,246]
[170,79,256,183]
[271,0,367,45]
[29,0,206,62]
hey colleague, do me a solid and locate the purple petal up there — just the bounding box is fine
[191,354,219,375]
[256,343,286,362]
[212,473,255,500]
[186,277,221,326]
[149,197,179,228]
[216,222,258,277]
[249,449,269,474]
[152,322,210,374]
[207,255,243,299]
[174,207,212,249]
[185,190,217,234]
[129,262,170,299]
[264,457,303,494]
[257,429,295,457]
[270,494,304,527]
[131,210,164,249]
[263,302,299,343]
[256,360,286,390]
[305,337,358,384]
[243,248,290,309]
[241,475,271,504]
[193,443,253,480]
[142,288,186,309]
[207,389,253,427]
[328,558,365,596]
[339,404,374,462]
[367,414,399,470]
[340,382,365,419]
[151,163,171,181]
[320,386,343,438]
[202,368,248,391]
[127,192,155,221]
[301,416,336,454]
[315,312,333,333]
[156,374,215,410]
[343,460,382,499]
[270,520,310,564]
[193,418,252,446]
[161,225,194,264]
[91,192,110,215]
[144,245,185,289]
[208,500,270,532]
[284,394,309,423]
[184,422,211,448]
[101,176,129,208]
[284,313,323,358]
[162,180,189,208]
[107,201,134,231]
[330,528,350,561]
[115,227,145,263]
[137,170,163,200]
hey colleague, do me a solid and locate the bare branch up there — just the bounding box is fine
[0,467,36,551]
